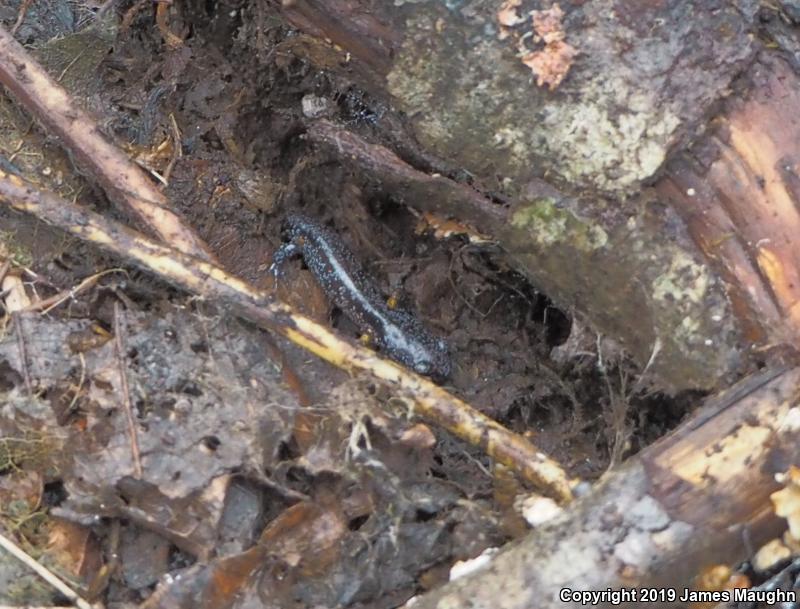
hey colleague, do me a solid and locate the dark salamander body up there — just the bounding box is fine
[270,214,451,379]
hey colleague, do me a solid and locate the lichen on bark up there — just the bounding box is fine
[387,0,758,195]
[503,192,740,391]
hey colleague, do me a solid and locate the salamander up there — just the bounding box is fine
[270,214,451,379]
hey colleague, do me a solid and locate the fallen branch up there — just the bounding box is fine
[306,120,507,224]
[0,169,574,503]
[0,24,214,262]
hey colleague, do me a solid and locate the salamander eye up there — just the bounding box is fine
[414,361,431,374]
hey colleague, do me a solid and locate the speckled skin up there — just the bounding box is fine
[271,214,451,379]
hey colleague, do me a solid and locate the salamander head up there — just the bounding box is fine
[382,310,451,380]
[410,336,451,380]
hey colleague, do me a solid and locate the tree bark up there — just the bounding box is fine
[658,53,800,349]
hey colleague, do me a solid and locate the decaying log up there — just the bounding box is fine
[283,0,800,389]
[657,53,800,350]
[405,365,800,609]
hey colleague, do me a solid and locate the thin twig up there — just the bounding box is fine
[66,352,87,414]
[632,335,662,393]
[0,259,11,285]
[113,302,143,478]
[56,50,86,83]
[161,113,182,185]
[0,530,97,609]
[10,0,33,36]
[5,121,33,163]
[19,265,58,290]
[23,268,124,314]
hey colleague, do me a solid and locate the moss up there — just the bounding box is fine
[0,428,63,476]
[511,198,608,251]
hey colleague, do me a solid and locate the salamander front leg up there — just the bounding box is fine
[268,241,300,278]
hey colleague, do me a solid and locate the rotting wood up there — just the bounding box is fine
[657,53,800,351]
[403,365,800,609]
[0,169,574,504]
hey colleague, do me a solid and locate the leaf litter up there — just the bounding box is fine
[0,306,505,607]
